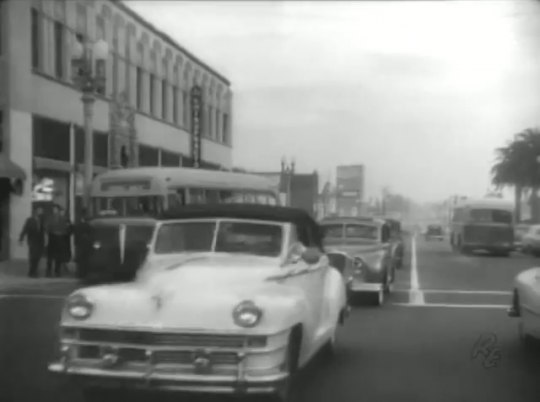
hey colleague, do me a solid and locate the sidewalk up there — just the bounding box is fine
[0,259,77,286]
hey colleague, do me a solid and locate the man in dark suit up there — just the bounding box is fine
[46,205,70,277]
[19,207,46,277]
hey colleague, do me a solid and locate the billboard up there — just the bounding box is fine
[336,165,364,200]
[336,165,364,216]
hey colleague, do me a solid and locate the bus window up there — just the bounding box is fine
[256,193,267,204]
[244,193,255,203]
[111,198,125,215]
[168,193,183,210]
[206,190,220,204]
[220,190,233,203]
[188,189,206,204]
[268,195,277,205]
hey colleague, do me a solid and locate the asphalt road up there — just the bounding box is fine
[2,236,540,402]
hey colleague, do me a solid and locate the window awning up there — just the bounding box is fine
[0,154,27,180]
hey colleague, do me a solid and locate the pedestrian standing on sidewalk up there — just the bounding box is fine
[73,208,92,279]
[60,208,74,276]
[19,207,46,277]
[45,205,70,277]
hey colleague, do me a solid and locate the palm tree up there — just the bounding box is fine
[491,127,540,222]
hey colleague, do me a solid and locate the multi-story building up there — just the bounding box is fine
[0,0,233,260]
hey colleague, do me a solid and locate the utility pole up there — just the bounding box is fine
[71,37,109,210]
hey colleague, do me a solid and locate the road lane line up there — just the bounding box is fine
[392,303,508,309]
[409,235,425,305]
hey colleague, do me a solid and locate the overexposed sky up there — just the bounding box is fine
[126,0,540,203]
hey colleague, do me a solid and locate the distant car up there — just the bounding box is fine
[319,217,395,306]
[520,225,540,256]
[508,268,540,346]
[48,204,349,402]
[425,225,444,241]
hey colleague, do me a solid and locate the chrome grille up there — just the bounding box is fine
[153,350,238,365]
[75,328,266,348]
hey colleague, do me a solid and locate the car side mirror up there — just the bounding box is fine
[302,248,321,265]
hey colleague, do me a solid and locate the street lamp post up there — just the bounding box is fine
[71,37,108,210]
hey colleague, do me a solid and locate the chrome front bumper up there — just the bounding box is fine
[350,282,384,293]
[48,361,288,394]
[48,328,291,395]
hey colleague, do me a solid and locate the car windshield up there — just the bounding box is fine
[154,220,284,257]
[321,224,344,238]
[345,224,379,240]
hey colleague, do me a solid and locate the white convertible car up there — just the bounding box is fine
[508,267,540,344]
[48,204,349,402]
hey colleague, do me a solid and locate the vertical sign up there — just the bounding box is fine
[191,85,203,168]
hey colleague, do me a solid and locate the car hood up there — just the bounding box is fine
[63,254,302,332]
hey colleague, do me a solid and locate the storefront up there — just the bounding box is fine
[32,115,109,223]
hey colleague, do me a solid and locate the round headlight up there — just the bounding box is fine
[66,294,94,320]
[232,300,263,328]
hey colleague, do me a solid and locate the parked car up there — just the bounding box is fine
[508,267,540,346]
[319,217,394,305]
[48,204,349,402]
[425,224,444,241]
[520,224,540,256]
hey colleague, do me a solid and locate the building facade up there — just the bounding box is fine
[0,0,233,260]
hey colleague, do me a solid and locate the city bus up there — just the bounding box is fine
[89,167,280,217]
[450,198,514,256]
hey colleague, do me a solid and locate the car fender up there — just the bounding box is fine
[323,266,348,324]
[514,268,540,316]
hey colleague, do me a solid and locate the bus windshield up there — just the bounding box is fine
[469,209,513,224]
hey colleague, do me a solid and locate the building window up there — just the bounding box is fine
[93,131,109,167]
[0,110,3,153]
[149,74,156,115]
[208,106,213,139]
[33,116,70,162]
[96,16,105,40]
[161,79,167,120]
[136,67,143,110]
[31,8,40,70]
[112,30,119,96]
[172,87,178,124]
[76,3,86,37]
[74,127,109,167]
[223,113,229,145]
[0,1,3,56]
[161,150,180,167]
[54,22,64,79]
[139,144,159,166]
